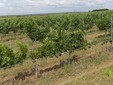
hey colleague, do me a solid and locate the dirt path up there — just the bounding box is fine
[86,30,104,42]
[56,59,113,85]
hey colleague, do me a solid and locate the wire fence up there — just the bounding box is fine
[0,62,25,70]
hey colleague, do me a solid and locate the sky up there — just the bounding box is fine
[0,0,113,15]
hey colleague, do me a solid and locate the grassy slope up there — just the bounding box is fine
[65,63,113,85]
[0,28,113,85]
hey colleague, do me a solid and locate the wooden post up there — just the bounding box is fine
[12,79,15,85]
[37,64,41,77]
[32,41,34,52]
[110,15,113,52]
[105,31,107,51]
[68,51,71,64]
[35,59,38,78]
[90,46,92,57]
[35,59,41,78]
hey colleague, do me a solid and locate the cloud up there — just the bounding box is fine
[0,0,113,15]
[0,2,5,7]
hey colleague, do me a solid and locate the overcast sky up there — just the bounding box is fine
[0,0,113,15]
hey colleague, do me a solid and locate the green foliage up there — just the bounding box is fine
[96,15,110,31]
[92,9,109,12]
[15,42,28,63]
[0,11,113,66]
[30,28,86,60]
[0,44,15,68]
[0,43,28,68]
[0,17,26,34]
[105,68,113,77]
[26,25,48,42]
[0,11,113,35]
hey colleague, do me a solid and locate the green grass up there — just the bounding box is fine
[104,66,113,77]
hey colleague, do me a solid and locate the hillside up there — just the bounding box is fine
[0,27,113,85]
[0,11,113,85]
